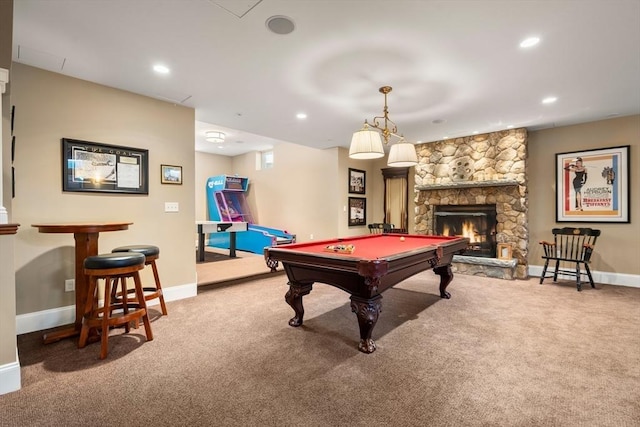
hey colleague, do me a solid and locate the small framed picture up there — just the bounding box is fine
[496,243,512,260]
[348,197,366,226]
[348,168,366,194]
[161,164,182,185]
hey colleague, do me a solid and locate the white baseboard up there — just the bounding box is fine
[16,282,197,335]
[0,350,21,395]
[528,265,639,288]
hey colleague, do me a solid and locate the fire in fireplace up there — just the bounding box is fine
[434,204,497,258]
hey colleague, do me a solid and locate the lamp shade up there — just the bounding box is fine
[349,126,385,160]
[387,142,418,167]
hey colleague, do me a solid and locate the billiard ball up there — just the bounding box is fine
[400,236,405,241]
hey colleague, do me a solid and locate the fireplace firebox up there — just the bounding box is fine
[434,204,497,258]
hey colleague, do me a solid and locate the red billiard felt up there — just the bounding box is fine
[278,234,458,259]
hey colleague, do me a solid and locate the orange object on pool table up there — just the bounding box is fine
[264,233,469,353]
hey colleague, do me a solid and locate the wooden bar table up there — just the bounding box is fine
[32,221,133,344]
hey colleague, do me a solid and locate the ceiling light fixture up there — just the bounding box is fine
[153,64,170,74]
[520,37,540,48]
[205,131,225,143]
[349,86,418,167]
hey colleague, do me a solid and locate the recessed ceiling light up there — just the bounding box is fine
[266,15,295,35]
[153,64,170,74]
[520,37,540,48]
[296,113,307,119]
[542,96,558,104]
[472,131,479,135]
[507,125,514,129]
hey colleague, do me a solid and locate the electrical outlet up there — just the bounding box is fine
[164,202,179,212]
[64,279,75,292]
[310,234,314,240]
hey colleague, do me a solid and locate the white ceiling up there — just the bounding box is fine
[11,0,640,157]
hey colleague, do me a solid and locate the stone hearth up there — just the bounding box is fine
[413,129,529,279]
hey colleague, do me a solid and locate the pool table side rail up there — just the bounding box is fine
[264,236,468,296]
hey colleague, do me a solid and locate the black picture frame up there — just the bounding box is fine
[348,197,366,226]
[555,145,630,223]
[348,168,366,194]
[62,138,149,194]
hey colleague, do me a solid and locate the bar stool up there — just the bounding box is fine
[111,245,168,318]
[78,252,153,359]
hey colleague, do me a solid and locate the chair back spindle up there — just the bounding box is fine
[539,227,600,291]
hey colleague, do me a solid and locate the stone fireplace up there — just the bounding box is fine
[434,204,498,258]
[413,129,529,279]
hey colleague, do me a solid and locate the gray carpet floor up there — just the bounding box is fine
[2,272,639,426]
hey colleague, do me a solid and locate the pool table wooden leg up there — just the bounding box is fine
[284,282,313,327]
[433,265,453,299]
[350,295,382,354]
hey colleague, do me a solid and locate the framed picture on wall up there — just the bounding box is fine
[555,145,630,223]
[348,197,366,226]
[161,164,183,185]
[348,168,366,194]
[62,138,149,194]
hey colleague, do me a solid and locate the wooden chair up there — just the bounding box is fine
[368,223,394,234]
[539,227,600,291]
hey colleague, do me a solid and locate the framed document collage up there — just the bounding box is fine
[62,138,149,194]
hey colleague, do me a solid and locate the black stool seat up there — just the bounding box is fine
[79,252,153,359]
[110,244,168,318]
[112,245,160,258]
[84,252,145,269]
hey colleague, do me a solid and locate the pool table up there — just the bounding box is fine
[264,234,468,353]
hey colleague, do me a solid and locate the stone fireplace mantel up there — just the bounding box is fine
[415,179,520,191]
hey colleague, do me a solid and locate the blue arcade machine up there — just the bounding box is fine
[205,175,296,254]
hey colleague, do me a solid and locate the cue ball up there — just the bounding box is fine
[400,236,405,241]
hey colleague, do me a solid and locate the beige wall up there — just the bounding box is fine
[11,63,197,315]
[201,142,342,242]
[193,146,422,242]
[0,0,17,378]
[193,145,394,243]
[194,151,232,221]
[528,115,639,275]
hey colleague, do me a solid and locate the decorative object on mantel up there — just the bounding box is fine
[450,156,475,181]
[496,243,513,260]
[349,86,418,168]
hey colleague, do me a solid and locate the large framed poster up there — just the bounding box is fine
[555,145,629,223]
[62,138,149,194]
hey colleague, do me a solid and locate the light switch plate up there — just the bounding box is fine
[165,202,179,212]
